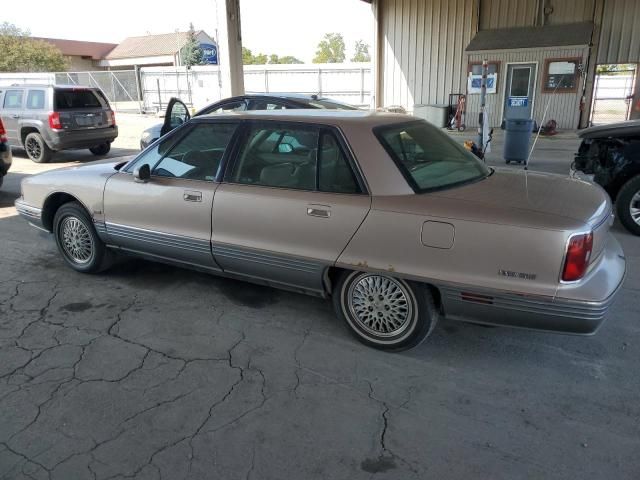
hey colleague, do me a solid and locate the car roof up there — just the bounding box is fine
[194,109,417,127]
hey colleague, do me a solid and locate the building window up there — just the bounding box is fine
[543,58,581,93]
[467,61,500,94]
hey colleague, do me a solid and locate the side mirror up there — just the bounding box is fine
[133,163,151,183]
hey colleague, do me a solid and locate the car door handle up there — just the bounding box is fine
[183,190,202,202]
[307,207,330,218]
[11,115,20,119]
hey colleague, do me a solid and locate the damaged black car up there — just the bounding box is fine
[573,120,640,235]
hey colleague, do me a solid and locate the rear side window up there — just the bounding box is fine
[227,123,362,193]
[3,90,23,109]
[54,89,103,110]
[318,132,360,193]
[26,90,45,110]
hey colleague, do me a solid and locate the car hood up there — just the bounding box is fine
[578,119,640,139]
[377,169,611,231]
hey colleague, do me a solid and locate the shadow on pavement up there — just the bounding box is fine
[11,146,139,164]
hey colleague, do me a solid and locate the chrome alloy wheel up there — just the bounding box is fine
[60,216,94,264]
[347,274,414,338]
[25,136,42,159]
[631,191,640,226]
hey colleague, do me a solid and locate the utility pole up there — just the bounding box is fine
[478,59,488,151]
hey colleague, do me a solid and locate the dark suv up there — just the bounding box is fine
[0,85,118,163]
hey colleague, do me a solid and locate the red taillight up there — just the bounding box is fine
[106,110,116,126]
[0,118,6,136]
[49,112,62,130]
[562,232,593,282]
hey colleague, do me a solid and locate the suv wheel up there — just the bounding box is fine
[53,202,113,273]
[24,132,52,163]
[333,271,439,351]
[616,175,640,236]
[89,143,111,156]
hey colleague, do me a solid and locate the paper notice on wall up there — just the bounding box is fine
[468,73,497,94]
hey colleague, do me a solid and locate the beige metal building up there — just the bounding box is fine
[366,0,640,128]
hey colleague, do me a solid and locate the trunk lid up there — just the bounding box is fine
[425,169,613,263]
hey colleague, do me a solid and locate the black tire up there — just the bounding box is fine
[53,201,113,273]
[616,176,640,236]
[24,132,53,163]
[333,271,439,351]
[89,143,111,156]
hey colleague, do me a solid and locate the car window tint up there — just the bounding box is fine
[249,100,288,110]
[152,123,237,181]
[26,90,45,110]
[211,100,246,113]
[54,89,103,109]
[3,90,23,109]
[318,132,361,194]
[229,124,318,190]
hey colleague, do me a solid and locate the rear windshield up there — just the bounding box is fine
[375,121,490,193]
[54,89,105,110]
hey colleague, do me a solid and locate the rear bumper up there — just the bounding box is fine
[441,235,626,335]
[45,126,118,150]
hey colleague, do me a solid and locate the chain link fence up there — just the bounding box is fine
[590,68,637,125]
[0,64,372,115]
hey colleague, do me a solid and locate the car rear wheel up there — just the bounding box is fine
[616,175,640,236]
[89,143,111,156]
[24,132,52,163]
[333,271,438,351]
[53,202,112,273]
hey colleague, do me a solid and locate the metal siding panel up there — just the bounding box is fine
[598,0,640,63]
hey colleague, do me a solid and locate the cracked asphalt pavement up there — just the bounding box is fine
[1,144,640,479]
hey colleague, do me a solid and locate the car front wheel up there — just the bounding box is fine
[616,175,640,236]
[333,271,438,351]
[53,202,112,273]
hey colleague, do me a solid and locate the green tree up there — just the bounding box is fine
[278,55,303,64]
[351,40,371,62]
[181,23,203,68]
[0,22,67,72]
[313,33,346,64]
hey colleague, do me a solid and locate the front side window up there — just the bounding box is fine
[27,90,45,110]
[376,121,490,193]
[125,122,238,181]
[3,90,23,109]
[229,124,318,190]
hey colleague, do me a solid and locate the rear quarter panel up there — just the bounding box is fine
[337,197,574,298]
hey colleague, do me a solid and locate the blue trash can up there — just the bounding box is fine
[503,118,534,164]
